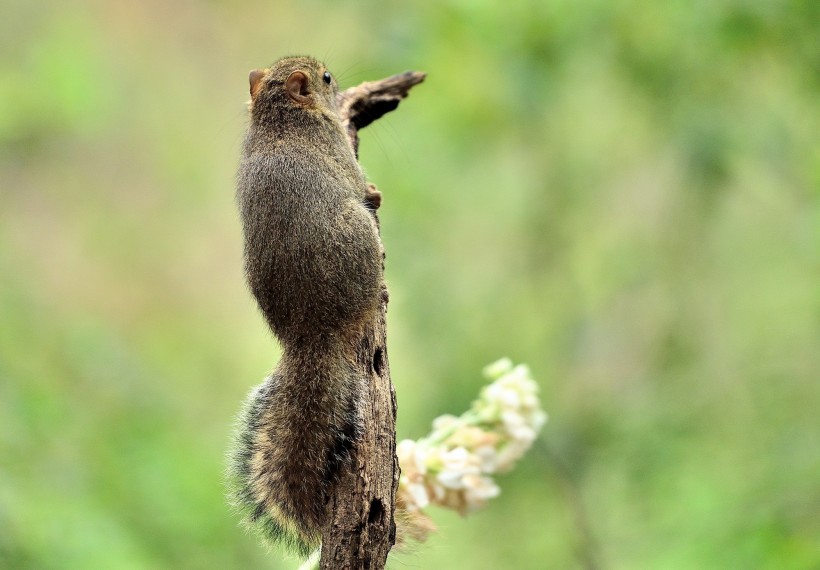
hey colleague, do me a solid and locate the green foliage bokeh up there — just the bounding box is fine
[1,1,817,568]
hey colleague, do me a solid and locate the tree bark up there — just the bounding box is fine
[318,71,425,570]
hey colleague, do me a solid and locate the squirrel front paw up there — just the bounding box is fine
[364,183,382,211]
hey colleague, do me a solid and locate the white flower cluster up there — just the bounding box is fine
[397,358,547,521]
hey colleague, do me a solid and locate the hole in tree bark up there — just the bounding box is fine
[368,498,384,525]
[373,347,384,377]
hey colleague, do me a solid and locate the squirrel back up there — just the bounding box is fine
[229,56,382,555]
[237,56,381,343]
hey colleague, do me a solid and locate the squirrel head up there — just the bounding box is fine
[247,56,339,122]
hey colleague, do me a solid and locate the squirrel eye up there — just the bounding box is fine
[322,71,332,84]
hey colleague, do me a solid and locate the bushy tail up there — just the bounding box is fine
[227,342,361,557]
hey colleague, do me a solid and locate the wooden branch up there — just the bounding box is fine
[337,71,427,157]
[319,71,425,570]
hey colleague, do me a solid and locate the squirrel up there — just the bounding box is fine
[229,56,384,556]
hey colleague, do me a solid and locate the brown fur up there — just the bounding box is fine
[233,56,382,552]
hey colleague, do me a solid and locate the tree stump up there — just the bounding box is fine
[319,71,425,570]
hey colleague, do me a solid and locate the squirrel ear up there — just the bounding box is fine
[285,70,312,105]
[249,69,267,98]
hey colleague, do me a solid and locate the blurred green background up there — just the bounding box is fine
[1,0,818,568]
